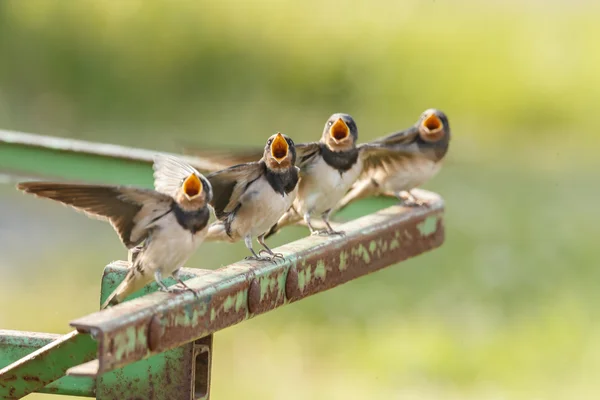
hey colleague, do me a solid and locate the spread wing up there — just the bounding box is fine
[183,147,264,172]
[17,182,173,248]
[293,142,322,170]
[152,154,203,197]
[206,162,264,219]
[183,142,320,172]
[357,126,422,176]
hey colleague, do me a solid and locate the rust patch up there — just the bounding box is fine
[247,279,260,314]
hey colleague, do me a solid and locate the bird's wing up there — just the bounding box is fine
[152,154,203,197]
[17,182,173,248]
[183,142,320,172]
[206,162,264,219]
[183,146,264,172]
[357,126,422,176]
[293,142,322,170]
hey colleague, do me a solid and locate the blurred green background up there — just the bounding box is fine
[1,0,599,399]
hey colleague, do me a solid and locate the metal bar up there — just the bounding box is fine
[0,129,227,185]
[0,330,95,397]
[94,264,214,400]
[70,193,444,375]
[0,330,97,399]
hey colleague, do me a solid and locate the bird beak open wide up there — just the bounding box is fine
[420,112,444,142]
[330,118,349,143]
[183,174,202,199]
[270,132,289,164]
[422,112,442,132]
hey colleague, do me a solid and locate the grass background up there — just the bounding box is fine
[0,1,599,398]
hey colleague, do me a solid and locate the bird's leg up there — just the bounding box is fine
[172,268,198,297]
[320,209,345,236]
[244,235,274,262]
[304,213,323,236]
[397,190,429,207]
[257,234,284,259]
[154,270,172,292]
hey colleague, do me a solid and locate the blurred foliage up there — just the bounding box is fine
[0,0,599,399]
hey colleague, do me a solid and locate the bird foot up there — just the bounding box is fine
[245,255,277,263]
[311,229,345,236]
[258,249,284,260]
[398,192,430,207]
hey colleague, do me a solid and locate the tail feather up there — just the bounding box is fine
[264,207,302,238]
[335,179,379,212]
[101,266,150,309]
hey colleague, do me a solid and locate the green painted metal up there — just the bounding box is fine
[0,330,97,399]
[0,330,95,397]
[0,129,226,185]
[96,264,213,400]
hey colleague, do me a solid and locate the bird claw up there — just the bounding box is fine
[258,250,284,260]
[398,192,430,207]
[245,255,276,263]
[312,229,345,236]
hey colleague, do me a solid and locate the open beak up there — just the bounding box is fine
[183,174,202,199]
[270,132,289,164]
[329,118,350,143]
[422,113,442,133]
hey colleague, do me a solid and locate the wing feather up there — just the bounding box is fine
[17,182,172,248]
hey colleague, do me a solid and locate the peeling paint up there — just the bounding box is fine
[417,216,438,236]
[369,240,377,254]
[314,260,326,280]
[339,251,348,271]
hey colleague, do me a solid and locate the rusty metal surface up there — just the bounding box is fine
[0,330,95,397]
[94,265,214,400]
[0,330,97,399]
[70,194,444,376]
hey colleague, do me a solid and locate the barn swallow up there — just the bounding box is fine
[17,155,213,309]
[336,108,450,210]
[186,113,363,238]
[204,132,299,261]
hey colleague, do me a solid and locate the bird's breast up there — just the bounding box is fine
[375,157,441,192]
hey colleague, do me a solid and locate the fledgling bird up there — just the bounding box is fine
[16,155,213,309]
[187,113,363,238]
[204,132,299,260]
[336,108,451,210]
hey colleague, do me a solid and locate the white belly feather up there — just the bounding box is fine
[230,177,298,238]
[137,213,207,276]
[374,158,442,193]
[297,157,363,216]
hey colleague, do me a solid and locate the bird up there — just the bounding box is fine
[186,113,364,238]
[204,132,300,261]
[16,154,213,309]
[335,108,451,210]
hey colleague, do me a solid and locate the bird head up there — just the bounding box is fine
[264,132,297,170]
[322,113,358,151]
[418,109,450,143]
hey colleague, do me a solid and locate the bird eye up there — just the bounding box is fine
[267,139,273,145]
[327,121,333,126]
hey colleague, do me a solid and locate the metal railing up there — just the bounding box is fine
[0,129,445,399]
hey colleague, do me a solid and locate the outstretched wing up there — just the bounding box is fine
[206,162,264,219]
[17,182,173,248]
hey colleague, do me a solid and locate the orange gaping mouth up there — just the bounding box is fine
[271,133,289,163]
[183,174,202,197]
[423,113,442,131]
[330,118,349,142]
